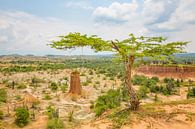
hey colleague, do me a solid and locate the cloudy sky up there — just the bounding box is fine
[0,0,195,55]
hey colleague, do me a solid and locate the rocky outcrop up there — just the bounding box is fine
[137,65,195,79]
[69,71,82,95]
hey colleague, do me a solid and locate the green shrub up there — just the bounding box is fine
[137,86,148,99]
[162,87,170,95]
[50,82,58,91]
[86,78,92,83]
[15,95,22,100]
[120,87,129,101]
[30,78,42,87]
[82,82,89,86]
[176,79,181,87]
[15,107,30,127]
[60,83,68,93]
[68,110,74,122]
[16,83,27,89]
[80,73,85,76]
[46,105,58,119]
[108,109,131,129]
[89,70,93,75]
[44,94,52,100]
[0,110,3,119]
[187,87,195,98]
[145,79,157,88]
[151,76,159,82]
[63,77,68,81]
[164,77,174,83]
[94,89,121,116]
[166,81,175,94]
[110,77,114,80]
[149,85,159,93]
[132,75,147,85]
[47,118,64,129]
[0,89,7,103]
[95,81,100,84]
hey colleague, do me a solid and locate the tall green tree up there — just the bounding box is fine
[50,32,188,110]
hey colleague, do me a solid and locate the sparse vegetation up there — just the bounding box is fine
[94,89,121,116]
[0,110,4,119]
[15,107,30,127]
[47,118,64,129]
[0,89,7,103]
[46,106,64,129]
[50,82,58,91]
[0,54,194,129]
[187,87,195,98]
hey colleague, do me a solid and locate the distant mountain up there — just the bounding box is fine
[174,53,195,58]
[0,53,194,58]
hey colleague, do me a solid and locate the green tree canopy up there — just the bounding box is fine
[50,32,188,61]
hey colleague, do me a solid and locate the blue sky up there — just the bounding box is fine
[0,0,195,55]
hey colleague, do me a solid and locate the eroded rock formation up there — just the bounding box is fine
[69,71,82,95]
[137,65,195,79]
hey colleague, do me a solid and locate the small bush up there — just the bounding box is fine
[162,86,170,95]
[46,105,59,119]
[95,81,100,84]
[0,110,4,119]
[0,88,7,103]
[15,95,22,100]
[132,75,147,85]
[16,83,27,89]
[68,110,74,122]
[50,82,58,91]
[164,77,174,83]
[47,118,64,129]
[15,107,30,127]
[94,89,121,116]
[108,109,131,129]
[151,76,159,82]
[82,82,89,86]
[60,83,68,93]
[89,70,93,75]
[63,77,68,81]
[149,85,159,93]
[187,87,195,98]
[110,77,114,80]
[137,86,148,99]
[44,94,52,100]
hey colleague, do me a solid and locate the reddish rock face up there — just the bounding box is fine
[69,71,82,95]
[137,65,195,79]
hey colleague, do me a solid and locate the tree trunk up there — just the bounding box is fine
[125,56,140,110]
[69,71,82,95]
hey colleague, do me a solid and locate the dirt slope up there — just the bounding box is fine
[78,100,195,129]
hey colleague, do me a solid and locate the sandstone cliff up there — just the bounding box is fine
[137,65,195,79]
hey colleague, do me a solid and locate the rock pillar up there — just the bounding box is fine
[69,71,82,95]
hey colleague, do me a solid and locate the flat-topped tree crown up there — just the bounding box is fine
[50,32,109,51]
[50,32,188,60]
[50,32,189,110]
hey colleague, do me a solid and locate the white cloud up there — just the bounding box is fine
[93,0,138,23]
[91,0,195,52]
[92,0,195,32]
[154,0,195,31]
[0,10,85,55]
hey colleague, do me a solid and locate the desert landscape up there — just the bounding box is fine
[1,0,195,129]
[0,55,194,129]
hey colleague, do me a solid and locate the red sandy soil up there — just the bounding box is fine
[78,102,195,129]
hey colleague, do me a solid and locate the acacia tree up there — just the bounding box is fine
[50,32,188,110]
